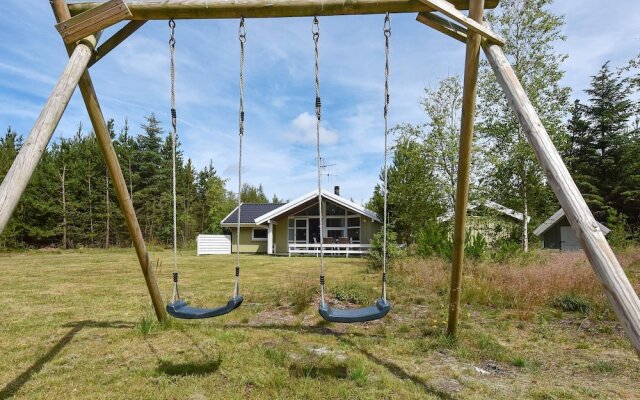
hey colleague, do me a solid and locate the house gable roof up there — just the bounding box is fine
[439,200,530,223]
[533,208,610,236]
[254,189,380,224]
[221,203,285,225]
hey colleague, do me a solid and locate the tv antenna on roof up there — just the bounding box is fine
[319,157,338,184]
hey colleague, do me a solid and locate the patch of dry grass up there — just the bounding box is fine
[394,247,640,320]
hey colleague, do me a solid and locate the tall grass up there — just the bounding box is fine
[394,247,640,319]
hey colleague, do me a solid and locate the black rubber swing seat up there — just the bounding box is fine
[318,298,391,323]
[166,296,244,319]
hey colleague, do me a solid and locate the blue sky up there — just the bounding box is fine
[0,1,638,204]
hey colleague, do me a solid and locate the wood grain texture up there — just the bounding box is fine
[447,0,484,338]
[56,0,132,44]
[52,0,167,321]
[418,0,504,45]
[416,11,467,43]
[68,0,499,19]
[0,44,93,236]
[483,42,640,356]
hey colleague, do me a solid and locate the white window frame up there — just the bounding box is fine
[252,227,268,241]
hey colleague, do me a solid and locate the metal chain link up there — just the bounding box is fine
[382,12,391,302]
[234,17,246,299]
[169,18,180,303]
[312,16,326,305]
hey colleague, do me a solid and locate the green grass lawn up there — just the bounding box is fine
[0,248,638,399]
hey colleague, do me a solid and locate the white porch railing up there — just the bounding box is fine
[288,243,371,258]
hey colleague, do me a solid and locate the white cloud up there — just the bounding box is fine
[282,112,338,146]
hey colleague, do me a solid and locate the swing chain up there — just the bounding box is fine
[239,17,246,43]
[234,17,246,299]
[169,19,177,132]
[169,18,179,303]
[384,13,391,117]
[382,12,391,302]
[312,16,325,305]
[312,17,321,121]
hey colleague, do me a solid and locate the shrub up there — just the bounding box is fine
[465,233,487,261]
[491,239,521,263]
[416,225,486,261]
[368,228,404,270]
[333,282,369,305]
[551,294,591,314]
[416,223,453,259]
[286,278,318,313]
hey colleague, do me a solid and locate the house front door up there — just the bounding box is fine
[309,218,321,244]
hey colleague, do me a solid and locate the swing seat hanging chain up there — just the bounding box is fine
[312,17,321,121]
[169,19,177,131]
[168,17,180,303]
[383,13,391,118]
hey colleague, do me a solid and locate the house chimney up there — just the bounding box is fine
[334,186,340,196]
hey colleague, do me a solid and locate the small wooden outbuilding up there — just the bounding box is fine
[534,209,610,251]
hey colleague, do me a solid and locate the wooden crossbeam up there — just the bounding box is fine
[68,0,500,20]
[416,12,467,43]
[418,0,504,45]
[56,0,132,45]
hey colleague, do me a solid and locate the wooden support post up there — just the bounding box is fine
[483,42,640,355]
[91,20,147,66]
[267,221,274,255]
[416,12,467,44]
[447,0,484,338]
[0,40,95,235]
[69,0,499,19]
[51,0,167,322]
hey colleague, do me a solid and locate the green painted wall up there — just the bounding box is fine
[361,217,381,244]
[231,227,268,253]
[462,215,520,245]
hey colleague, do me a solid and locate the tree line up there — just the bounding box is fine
[0,114,280,249]
[369,0,639,250]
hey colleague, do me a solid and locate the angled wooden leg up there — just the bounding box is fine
[0,39,96,235]
[483,42,640,356]
[447,0,485,338]
[51,0,166,322]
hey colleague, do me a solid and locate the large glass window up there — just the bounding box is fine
[347,228,360,242]
[294,204,319,216]
[326,202,346,216]
[326,218,345,227]
[295,219,307,243]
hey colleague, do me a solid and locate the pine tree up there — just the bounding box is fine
[369,125,444,243]
[477,0,570,250]
[568,62,635,225]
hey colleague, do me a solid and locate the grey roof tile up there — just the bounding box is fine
[222,203,285,224]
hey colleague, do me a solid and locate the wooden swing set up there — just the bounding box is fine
[0,0,638,355]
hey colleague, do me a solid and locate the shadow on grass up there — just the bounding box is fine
[288,363,349,379]
[0,320,133,400]
[157,357,222,377]
[224,323,372,338]
[225,323,452,399]
[339,337,454,400]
